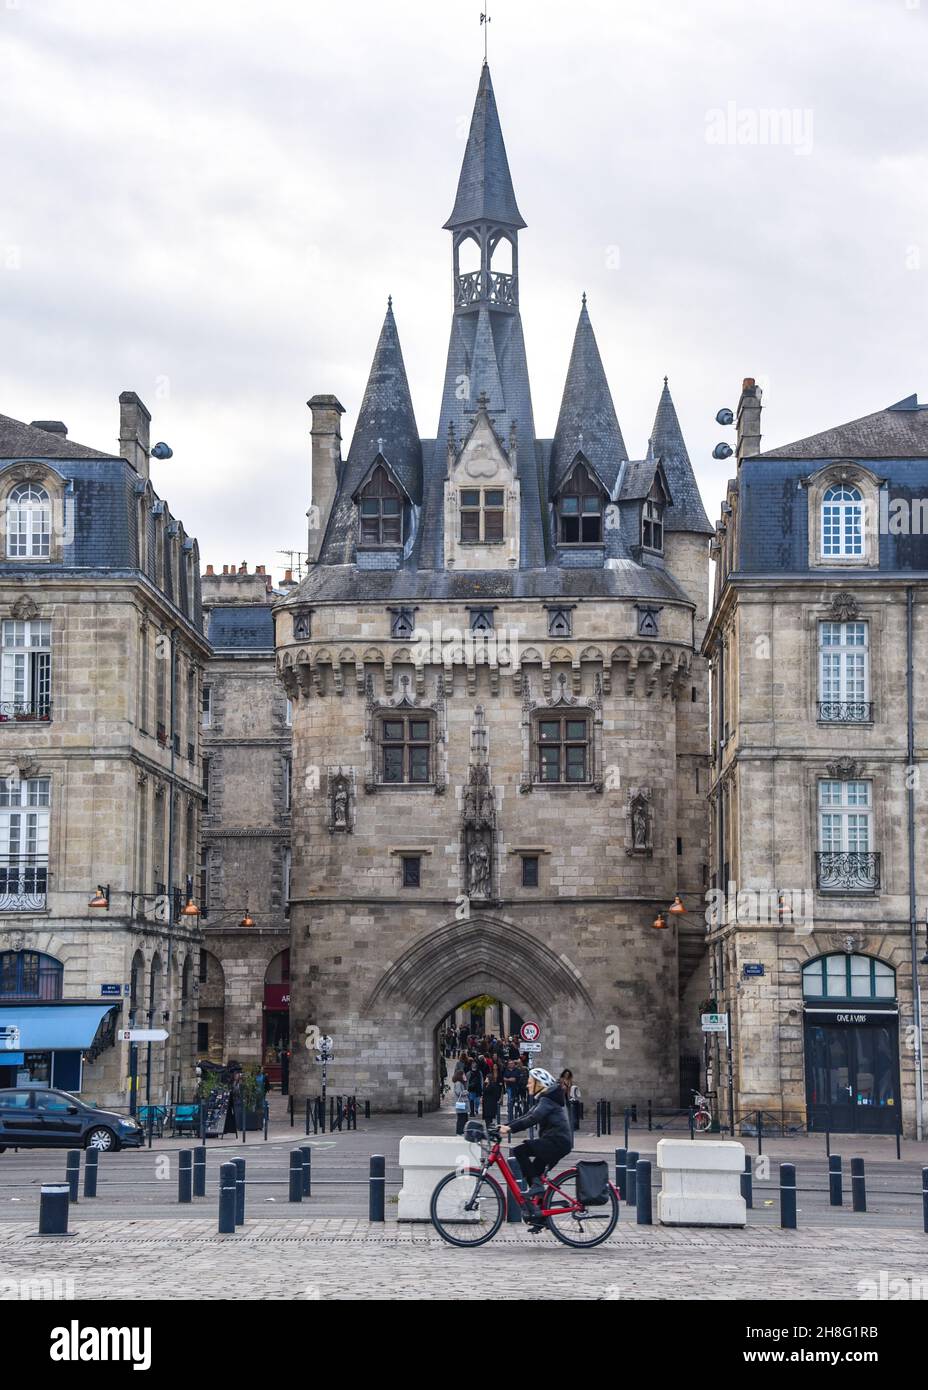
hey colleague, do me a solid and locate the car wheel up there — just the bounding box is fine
[85,1127,117,1152]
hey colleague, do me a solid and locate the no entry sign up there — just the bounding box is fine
[520,1021,541,1043]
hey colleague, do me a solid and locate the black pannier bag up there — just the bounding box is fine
[576,1160,610,1206]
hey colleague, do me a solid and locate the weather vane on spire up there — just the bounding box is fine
[480,9,491,64]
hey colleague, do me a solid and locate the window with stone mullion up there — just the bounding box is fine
[381,714,432,784]
[557,463,603,545]
[536,715,589,783]
[359,465,403,546]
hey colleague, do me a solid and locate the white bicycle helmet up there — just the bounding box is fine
[528,1067,557,1088]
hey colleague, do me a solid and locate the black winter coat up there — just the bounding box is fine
[507,1083,572,1150]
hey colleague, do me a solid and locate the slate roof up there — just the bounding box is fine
[444,64,526,231]
[756,394,928,460]
[290,561,691,605]
[616,458,668,503]
[318,300,422,565]
[647,380,713,534]
[550,299,628,496]
[208,605,275,649]
[0,413,120,461]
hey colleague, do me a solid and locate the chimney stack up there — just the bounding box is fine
[118,391,152,480]
[736,378,762,463]
[306,395,345,563]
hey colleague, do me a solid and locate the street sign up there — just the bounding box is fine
[743,964,765,978]
[0,1025,20,1050]
[520,1042,542,1053]
[100,983,125,997]
[118,1028,169,1043]
[520,1021,541,1043]
[701,1013,729,1036]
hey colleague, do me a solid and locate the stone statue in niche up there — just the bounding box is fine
[467,839,491,897]
[329,773,351,832]
[462,760,495,897]
[627,790,653,856]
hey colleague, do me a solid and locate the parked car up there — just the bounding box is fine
[0,1087,144,1151]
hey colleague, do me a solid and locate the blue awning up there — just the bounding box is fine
[0,1053,23,1065]
[0,1005,114,1050]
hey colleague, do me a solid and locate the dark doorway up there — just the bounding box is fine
[804,1010,900,1133]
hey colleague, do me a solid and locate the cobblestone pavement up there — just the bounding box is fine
[0,1217,925,1300]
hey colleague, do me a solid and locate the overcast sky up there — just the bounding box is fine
[1,0,926,577]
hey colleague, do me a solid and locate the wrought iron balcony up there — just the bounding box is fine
[817,700,873,723]
[0,854,49,911]
[0,701,51,722]
[815,851,881,893]
[454,270,518,309]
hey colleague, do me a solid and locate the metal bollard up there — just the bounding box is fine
[596,1100,602,1138]
[780,1162,797,1229]
[305,1098,311,1137]
[615,1147,627,1201]
[39,1184,70,1236]
[364,1099,371,1120]
[263,1102,269,1141]
[289,1150,303,1203]
[636,1159,652,1225]
[66,1150,80,1203]
[300,1145,312,1198]
[625,1150,639,1207]
[317,1096,325,1135]
[369,1155,385,1222]
[178,1149,192,1204]
[506,1155,524,1223]
[757,1110,763,1157]
[233,1157,245,1225]
[606,1101,612,1136]
[741,1154,753,1209]
[851,1157,867,1213]
[218,1161,236,1234]
[289,1093,294,1128]
[624,1107,630,1149]
[193,1148,206,1198]
[83,1148,99,1199]
[647,1098,652,1133]
[688,1108,695,1140]
[417,1098,424,1119]
[922,1167,928,1234]
[829,1154,843,1207]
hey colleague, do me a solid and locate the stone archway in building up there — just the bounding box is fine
[363,914,595,1108]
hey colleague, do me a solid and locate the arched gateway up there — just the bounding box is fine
[277,63,711,1113]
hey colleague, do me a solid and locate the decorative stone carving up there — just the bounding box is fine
[825,757,863,780]
[626,788,653,856]
[10,595,39,622]
[828,591,860,622]
[462,706,495,899]
[327,769,353,832]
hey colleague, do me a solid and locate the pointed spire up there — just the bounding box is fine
[444,65,526,230]
[550,297,627,495]
[347,299,421,503]
[647,378,712,534]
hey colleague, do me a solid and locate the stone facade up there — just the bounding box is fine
[704,379,928,1137]
[275,65,712,1112]
[198,564,292,1077]
[0,394,206,1106]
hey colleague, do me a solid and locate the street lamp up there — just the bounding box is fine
[88,884,110,909]
[651,912,668,930]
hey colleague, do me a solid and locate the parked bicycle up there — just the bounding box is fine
[692,1089,713,1132]
[429,1121,619,1248]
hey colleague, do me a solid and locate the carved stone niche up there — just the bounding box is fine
[326,768,354,833]
[626,788,653,857]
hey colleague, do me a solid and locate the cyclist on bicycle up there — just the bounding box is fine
[499,1066,572,1206]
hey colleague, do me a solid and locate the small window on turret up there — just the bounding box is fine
[642,499,664,553]
[557,464,604,544]
[359,465,403,546]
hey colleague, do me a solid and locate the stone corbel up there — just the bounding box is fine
[626,657,639,697]
[383,661,394,695]
[354,661,366,696]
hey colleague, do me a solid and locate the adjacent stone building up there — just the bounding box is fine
[198,564,292,1084]
[276,64,713,1111]
[0,394,207,1107]
[704,379,928,1136]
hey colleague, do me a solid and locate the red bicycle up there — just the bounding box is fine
[429,1124,619,1248]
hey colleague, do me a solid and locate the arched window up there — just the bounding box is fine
[557,463,604,545]
[358,465,403,546]
[802,953,895,1001]
[822,485,863,558]
[7,483,51,559]
[0,949,62,1000]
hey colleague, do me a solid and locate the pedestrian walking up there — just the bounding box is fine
[466,1060,483,1116]
[560,1068,582,1131]
[482,1069,502,1126]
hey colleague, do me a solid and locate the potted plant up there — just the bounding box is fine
[237,1065,266,1131]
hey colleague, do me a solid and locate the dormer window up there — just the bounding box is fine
[822,485,863,558]
[359,465,403,546]
[7,484,51,559]
[460,488,504,543]
[557,463,604,544]
[642,498,663,553]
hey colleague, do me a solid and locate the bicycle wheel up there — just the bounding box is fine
[694,1110,711,1132]
[430,1167,506,1247]
[543,1168,619,1248]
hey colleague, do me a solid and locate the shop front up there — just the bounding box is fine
[263,949,290,1087]
[802,953,900,1134]
[0,1002,120,1094]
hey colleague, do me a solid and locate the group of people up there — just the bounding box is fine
[443,1031,581,1138]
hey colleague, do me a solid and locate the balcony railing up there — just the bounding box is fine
[0,701,51,723]
[0,854,49,911]
[454,269,518,309]
[817,700,873,722]
[816,850,881,893]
